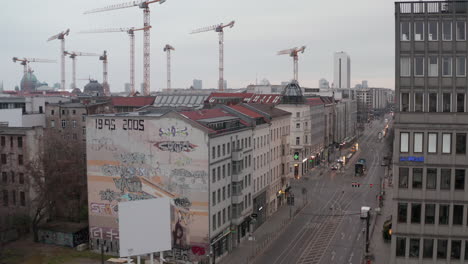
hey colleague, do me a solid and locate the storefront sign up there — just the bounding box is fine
[399,156,424,162]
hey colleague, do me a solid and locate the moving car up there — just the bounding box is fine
[361,206,371,219]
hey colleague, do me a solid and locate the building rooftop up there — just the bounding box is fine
[396,1,468,15]
[228,104,265,119]
[153,93,208,109]
[248,94,282,104]
[111,96,155,107]
[244,103,291,118]
[306,98,325,106]
[0,126,36,135]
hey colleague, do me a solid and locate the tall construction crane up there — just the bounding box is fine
[163,44,174,90]
[277,46,306,82]
[12,57,56,76]
[191,20,235,91]
[78,26,151,94]
[47,29,70,90]
[64,51,101,90]
[84,0,167,96]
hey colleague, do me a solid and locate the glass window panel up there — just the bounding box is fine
[439,205,449,225]
[399,167,409,188]
[457,21,466,41]
[441,169,451,190]
[457,93,465,112]
[428,133,437,153]
[451,240,461,259]
[396,237,406,257]
[414,133,423,153]
[456,134,466,154]
[425,204,435,224]
[413,168,423,189]
[429,93,438,112]
[443,57,452,76]
[426,168,437,189]
[415,22,424,41]
[428,21,438,41]
[428,56,438,76]
[423,239,434,258]
[437,239,448,259]
[442,133,451,153]
[409,238,420,258]
[401,57,411,77]
[453,205,464,225]
[455,169,465,190]
[415,57,424,76]
[415,93,423,112]
[411,203,422,223]
[401,132,409,152]
[457,57,466,76]
[401,22,411,41]
[398,203,408,223]
[401,93,409,112]
[443,21,452,41]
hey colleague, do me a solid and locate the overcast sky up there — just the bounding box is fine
[1,0,395,92]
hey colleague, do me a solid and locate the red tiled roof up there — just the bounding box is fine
[229,105,265,119]
[179,108,234,121]
[111,96,155,107]
[207,92,254,101]
[306,98,324,106]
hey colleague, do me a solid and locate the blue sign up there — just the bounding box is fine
[400,156,424,162]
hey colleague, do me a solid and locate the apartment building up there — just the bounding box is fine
[0,127,43,242]
[306,98,326,166]
[392,1,468,262]
[86,108,253,262]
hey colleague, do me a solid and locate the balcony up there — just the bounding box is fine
[396,1,468,15]
[231,148,244,161]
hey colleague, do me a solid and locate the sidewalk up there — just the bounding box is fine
[221,166,327,264]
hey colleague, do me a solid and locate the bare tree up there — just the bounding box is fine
[26,135,86,241]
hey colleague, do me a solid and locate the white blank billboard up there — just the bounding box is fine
[119,198,171,257]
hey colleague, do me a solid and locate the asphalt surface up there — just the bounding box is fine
[255,116,391,264]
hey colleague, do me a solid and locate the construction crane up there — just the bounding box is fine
[277,46,306,82]
[64,51,101,90]
[163,44,174,90]
[78,26,151,94]
[12,57,56,76]
[84,0,167,96]
[100,51,110,96]
[191,20,235,91]
[47,29,70,90]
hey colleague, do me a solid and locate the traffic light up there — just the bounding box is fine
[370,184,373,188]
[352,182,361,187]
[294,152,299,160]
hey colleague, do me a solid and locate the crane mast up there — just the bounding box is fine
[191,20,234,91]
[84,0,167,96]
[100,51,109,96]
[47,29,70,90]
[163,44,174,90]
[65,51,101,90]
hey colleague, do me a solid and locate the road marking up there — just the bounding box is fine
[341,232,345,240]
[357,232,361,241]
[331,251,336,261]
[348,252,354,263]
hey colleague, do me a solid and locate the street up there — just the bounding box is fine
[255,116,391,264]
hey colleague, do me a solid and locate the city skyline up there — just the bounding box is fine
[1,0,395,92]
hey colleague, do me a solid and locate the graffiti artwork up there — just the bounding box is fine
[101,165,157,178]
[170,169,207,184]
[90,226,119,241]
[174,156,192,167]
[174,197,192,208]
[115,152,147,165]
[99,189,120,203]
[113,177,142,193]
[90,203,118,216]
[154,141,197,153]
[91,137,117,151]
[159,126,189,137]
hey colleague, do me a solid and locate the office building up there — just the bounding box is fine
[392,1,468,262]
[333,52,351,89]
[193,79,202,89]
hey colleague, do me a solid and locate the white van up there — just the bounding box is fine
[361,206,371,219]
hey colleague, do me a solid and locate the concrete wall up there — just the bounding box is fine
[86,114,209,260]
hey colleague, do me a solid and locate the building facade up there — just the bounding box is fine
[333,51,351,89]
[392,1,468,262]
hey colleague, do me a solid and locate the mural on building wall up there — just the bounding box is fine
[87,116,209,261]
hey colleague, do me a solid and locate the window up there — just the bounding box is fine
[2,190,8,206]
[437,239,448,259]
[212,214,216,230]
[227,142,230,153]
[423,239,433,258]
[455,169,465,190]
[62,109,65,115]
[400,132,409,153]
[413,168,423,189]
[443,57,452,76]
[296,137,300,145]
[439,204,449,225]
[222,144,225,156]
[296,123,300,128]
[217,190,220,204]
[51,109,55,115]
[425,204,435,224]
[400,57,411,77]
[212,169,215,183]
[443,21,452,41]
[19,173,24,184]
[457,57,466,76]
[20,191,25,206]
[296,112,300,118]
[10,172,14,183]
[222,208,226,224]
[414,57,424,76]
[17,137,22,148]
[228,163,231,176]
[428,56,438,77]
[217,145,220,158]
[18,155,23,165]
[451,240,461,260]
[227,184,230,198]
[428,133,437,153]
[429,93,438,112]
[411,203,421,223]
[396,237,406,257]
[222,165,225,178]
[212,147,215,159]
[82,115,86,122]
[457,93,465,112]
[401,22,410,41]
[456,134,466,154]
[398,203,408,223]
[409,238,420,258]
[1,154,6,165]
[222,187,226,201]
[0,136,4,146]
[399,167,409,188]
[427,168,437,189]
[428,21,438,40]
[443,93,451,112]
[456,21,466,40]
[441,169,451,190]
[61,120,66,128]
[72,120,77,128]
[401,93,409,112]
[442,133,451,153]
[453,205,464,225]
[217,167,221,181]
[72,109,76,115]
[228,205,231,220]
[414,93,423,112]
[2,172,6,183]
[414,133,423,153]
[414,21,424,41]
[11,190,16,205]
[465,241,468,260]
[212,192,216,206]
